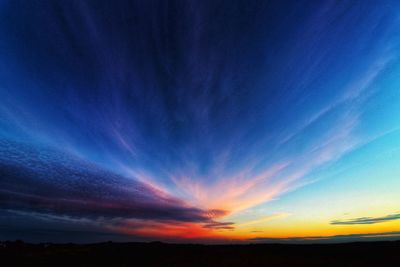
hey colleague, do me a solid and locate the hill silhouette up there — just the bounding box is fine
[1,240,398,266]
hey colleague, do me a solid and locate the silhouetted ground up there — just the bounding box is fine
[1,240,399,266]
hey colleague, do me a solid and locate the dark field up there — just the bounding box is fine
[0,240,399,267]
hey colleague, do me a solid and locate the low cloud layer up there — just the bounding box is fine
[0,139,232,238]
[250,231,400,244]
[331,213,400,225]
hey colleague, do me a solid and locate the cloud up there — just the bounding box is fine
[107,219,231,240]
[1,0,381,222]
[331,213,400,225]
[203,221,235,230]
[0,139,229,237]
[1,0,399,243]
[250,231,400,244]
[169,162,289,212]
[236,213,290,228]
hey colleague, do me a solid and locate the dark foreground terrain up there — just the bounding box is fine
[0,240,399,267]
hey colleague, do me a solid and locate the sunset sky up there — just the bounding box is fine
[1,0,400,243]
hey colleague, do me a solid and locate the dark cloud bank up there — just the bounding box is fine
[0,139,230,241]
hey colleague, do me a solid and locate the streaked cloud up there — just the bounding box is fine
[250,231,400,243]
[331,213,400,225]
[236,213,291,228]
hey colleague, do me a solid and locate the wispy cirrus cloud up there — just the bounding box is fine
[1,0,399,243]
[236,213,291,228]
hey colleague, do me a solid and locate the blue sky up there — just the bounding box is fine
[1,0,400,242]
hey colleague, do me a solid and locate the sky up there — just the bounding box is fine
[0,0,400,243]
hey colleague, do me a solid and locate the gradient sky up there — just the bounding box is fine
[1,0,400,243]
